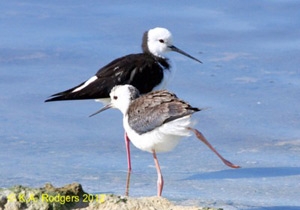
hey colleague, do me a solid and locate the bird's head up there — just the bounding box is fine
[90,85,140,117]
[143,27,202,63]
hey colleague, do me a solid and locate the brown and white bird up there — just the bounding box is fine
[91,85,240,196]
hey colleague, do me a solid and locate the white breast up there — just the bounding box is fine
[124,115,193,153]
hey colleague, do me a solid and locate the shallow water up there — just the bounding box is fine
[1,1,300,209]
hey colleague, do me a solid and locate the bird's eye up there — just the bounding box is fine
[159,39,164,43]
[113,96,118,100]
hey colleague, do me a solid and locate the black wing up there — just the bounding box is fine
[45,53,170,102]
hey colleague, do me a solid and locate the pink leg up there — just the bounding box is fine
[152,150,164,196]
[124,132,132,196]
[124,132,132,172]
[187,127,240,169]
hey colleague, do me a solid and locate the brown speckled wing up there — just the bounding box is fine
[127,90,201,134]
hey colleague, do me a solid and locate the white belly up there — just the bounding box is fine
[124,115,193,153]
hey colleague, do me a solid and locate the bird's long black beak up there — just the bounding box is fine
[89,103,112,117]
[169,45,202,63]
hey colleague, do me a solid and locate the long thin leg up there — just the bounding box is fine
[187,127,240,169]
[125,132,132,172]
[125,169,131,196]
[124,132,131,196]
[152,150,164,196]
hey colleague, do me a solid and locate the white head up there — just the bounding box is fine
[143,27,202,63]
[89,85,140,117]
[147,27,173,57]
[109,85,140,114]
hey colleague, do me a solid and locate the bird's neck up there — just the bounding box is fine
[117,102,131,116]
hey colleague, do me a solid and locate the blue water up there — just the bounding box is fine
[1,1,300,209]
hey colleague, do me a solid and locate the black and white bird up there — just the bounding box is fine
[45,27,201,103]
[45,27,201,176]
[91,85,240,196]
